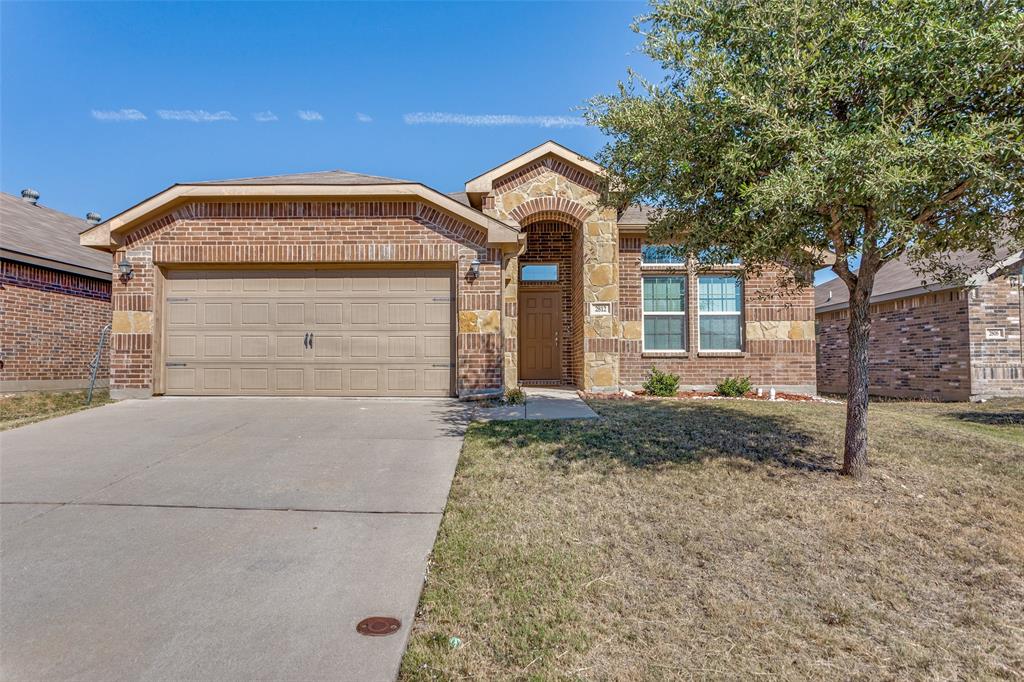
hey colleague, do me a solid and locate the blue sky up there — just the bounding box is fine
[1,1,836,284]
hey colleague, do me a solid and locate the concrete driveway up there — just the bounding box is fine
[0,397,470,681]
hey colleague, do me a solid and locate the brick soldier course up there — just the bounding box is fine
[81,141,820,399]
[1,191,111,393]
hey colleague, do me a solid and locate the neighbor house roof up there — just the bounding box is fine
[0,192,110,279]
[81,169,522,250]
[815,244,1023,312]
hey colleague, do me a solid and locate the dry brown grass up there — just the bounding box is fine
[402,398,1024,680]
[0,389,112,431]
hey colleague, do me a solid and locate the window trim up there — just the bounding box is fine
[641,274,687,353]
[520,262,559,283]
[696,274,744,353]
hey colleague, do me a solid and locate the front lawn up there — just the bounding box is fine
[0,389,112,431]
[402,398,1024,680]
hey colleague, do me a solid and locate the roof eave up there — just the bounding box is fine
[80,183,520,251]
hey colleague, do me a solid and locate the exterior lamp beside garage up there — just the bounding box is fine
[118,256,134,281]
[468,258,481,280]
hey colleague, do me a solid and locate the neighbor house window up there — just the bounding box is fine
[698,275,743,351]
[521,263,558,282]
[641,245,686,265]
[643,276,686,351]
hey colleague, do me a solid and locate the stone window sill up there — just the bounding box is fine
[697,351,747,358]
[641,352,688,359]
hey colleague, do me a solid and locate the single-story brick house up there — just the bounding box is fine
[80,141,818,399]
[816,247,1024,401]
[1,190,112,393]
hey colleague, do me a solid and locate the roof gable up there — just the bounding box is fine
[464,141,604,195]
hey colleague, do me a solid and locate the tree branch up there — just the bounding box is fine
[913,178,974,226]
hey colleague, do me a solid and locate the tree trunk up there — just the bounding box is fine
[842,291,872,478]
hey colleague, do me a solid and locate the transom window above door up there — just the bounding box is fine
[642,275,686,351]
[521,263,559,282]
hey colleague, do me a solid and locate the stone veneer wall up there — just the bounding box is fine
[619,236,817,392]
[519,220,576,383]
[110,200,504,398]
[967,270,1023,398]
[0,260,111,391]
[484,155,620,391]
[816,289,972,400]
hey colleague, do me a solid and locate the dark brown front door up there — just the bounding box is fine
[519,289,562,381]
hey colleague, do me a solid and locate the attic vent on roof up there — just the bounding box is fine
[86,212,101,224]
[21,189,39,205]
[827,290,832,301]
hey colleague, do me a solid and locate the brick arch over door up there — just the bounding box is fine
[509,197,590,226]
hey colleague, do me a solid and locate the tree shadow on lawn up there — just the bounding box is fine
[471,401,837,474]
[946,411,1024,427]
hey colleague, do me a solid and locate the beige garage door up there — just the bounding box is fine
[163,268,453,396]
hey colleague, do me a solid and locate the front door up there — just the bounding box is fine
[519,289,562,381]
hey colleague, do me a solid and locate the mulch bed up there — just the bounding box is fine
[580,389,827,403]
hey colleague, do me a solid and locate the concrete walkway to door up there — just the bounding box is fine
[475,386,599,421]
[0,397,470,682]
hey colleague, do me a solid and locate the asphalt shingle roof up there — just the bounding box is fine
[815,243,1021,311]
[191,169,411,186]
[0,192,110,278]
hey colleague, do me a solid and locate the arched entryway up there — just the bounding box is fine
[517,212,583,386]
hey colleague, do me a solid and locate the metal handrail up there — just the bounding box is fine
[87,323,111,404]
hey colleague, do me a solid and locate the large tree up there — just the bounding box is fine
[588,0,1023,477]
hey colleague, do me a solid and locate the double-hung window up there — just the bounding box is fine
[698,275,743,351]
[643,276,686,351]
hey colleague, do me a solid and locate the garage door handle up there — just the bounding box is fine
[309,332,313,348]
[303,332,310,349]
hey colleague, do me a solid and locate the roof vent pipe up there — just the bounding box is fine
[21,188,39,205]
[86,212,101,224]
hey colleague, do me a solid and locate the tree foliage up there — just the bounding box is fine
[588,0,1023,278]
[587,0,1024,475]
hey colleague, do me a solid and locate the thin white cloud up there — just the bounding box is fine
[297,110,324,121]
[355,112,373,123]
[157,109,237,122]
[253,111,278,122]
[404,112,586,128]
[91,109,147,122]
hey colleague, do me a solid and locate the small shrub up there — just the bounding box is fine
[643,367,680,397]
[504,387,527,405]
[716,376,753,397]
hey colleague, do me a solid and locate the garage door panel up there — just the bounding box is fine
[164,268,454,396]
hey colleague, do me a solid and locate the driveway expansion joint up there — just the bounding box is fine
[0,501,442,515]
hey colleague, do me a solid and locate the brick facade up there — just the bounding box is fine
[110,200,503,398]
[968,271,1023,398]
[815,268,1023,400]
[1,260,111,391]
[88,143,823,398]
[618,237,817,392]
[817,291,972,400]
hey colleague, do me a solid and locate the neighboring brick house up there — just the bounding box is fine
[80,141,818,399]
[1,190,112,392]
[816,247,1024,400]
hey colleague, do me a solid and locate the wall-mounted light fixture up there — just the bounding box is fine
[467,258,481,280]
[118,256,134,281]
